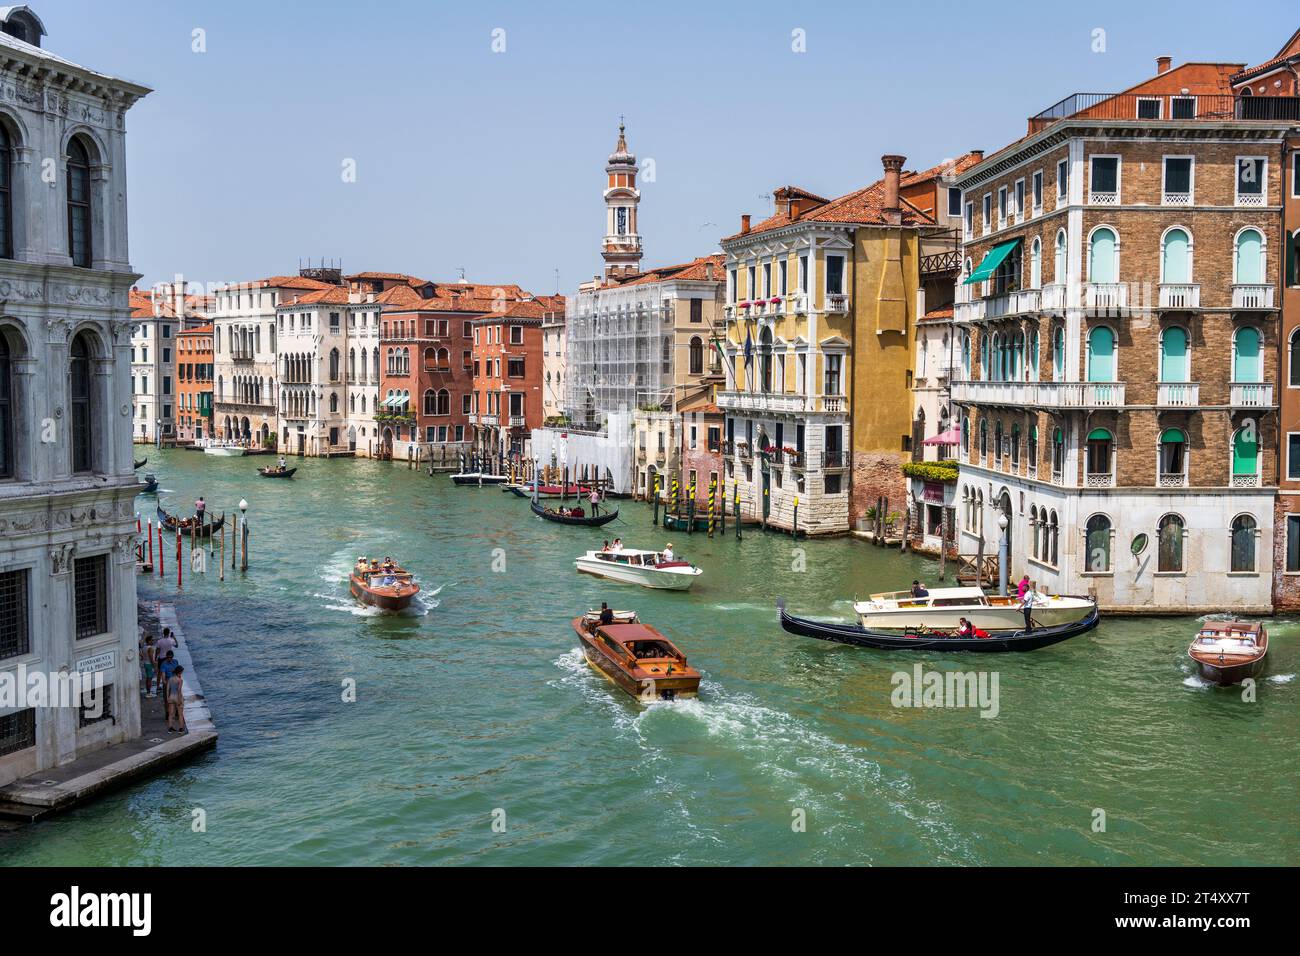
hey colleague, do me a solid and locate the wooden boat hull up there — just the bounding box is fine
[156,506,224,538]
[257,467,297,478]
[349,572,418,612]
[571,619,700,702]
[531,501,619,527]
[778,599,1100,652]
[574,555,700,590]
[133,458,147,469]
[1191,655,1266,686]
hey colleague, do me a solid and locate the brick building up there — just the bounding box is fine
[951,55,1296,612]
[175,323,213,442]
[472,296,556,466]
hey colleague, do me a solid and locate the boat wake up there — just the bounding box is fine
[1182,674,1213,689]
[1268,673,1295,684]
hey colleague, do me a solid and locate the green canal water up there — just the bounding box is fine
[3,448,1298,866]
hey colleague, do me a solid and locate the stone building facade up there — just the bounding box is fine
[0,8,151,787]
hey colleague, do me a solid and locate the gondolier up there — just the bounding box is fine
[589,488,601,516]
[1021,590,1035,632]
[195,496,206,524]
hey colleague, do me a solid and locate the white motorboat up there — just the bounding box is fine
[450,472,510,486]
[575,548,702,591]
[202,442,246,457]
[852,586,1094,631]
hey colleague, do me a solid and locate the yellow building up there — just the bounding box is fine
[718,156,939,533]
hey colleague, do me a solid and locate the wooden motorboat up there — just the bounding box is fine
[575,548,701,590]
[509,482,589,499]
[450,472,510,486]
[257,466,297,479]
[778,598,1100,653]
[1188,621,1268,686]
[156,505,225,537]
[853,586,1094,631]
[531,500,619,527]
[571,612,701,702]
[133,457,148,469]
[349,559,420,612]
[140,473,159,494]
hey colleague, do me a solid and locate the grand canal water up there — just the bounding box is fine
[3,448,1297,866]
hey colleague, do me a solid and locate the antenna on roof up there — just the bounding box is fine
[760,192,773,212]
[457,267,467,284]
[554,268,560,295]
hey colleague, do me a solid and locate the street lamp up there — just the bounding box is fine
[997,512,1009,597]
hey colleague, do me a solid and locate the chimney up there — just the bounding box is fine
[705,261,715,281]
[970,149,984,161]
[881,154,906,224]
[1156,56,1172,75]
[740,214,751,235]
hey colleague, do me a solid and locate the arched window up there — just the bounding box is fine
[979,418,987,459]
[1159,428,1186,484]
[961,332,970,377]
[69,331,94,472]
[759,328,773,392]
[424,347,437,370]
[994,420,1003,464]
[329,392,338,413]
[1011,423,1021,468]
[689,336,704,375]
[1052,326,1065,381]
[423,389,436,415]
[1048,511,1059,565]
[1029,237,1042,288]
[67,137,93,268]
[1028,424,1038,472]
[329,348,340,382]
[1230,514,1257,573]
[1085,514,1112,572]
[0,330,13,477]
[1088,227,1117,284]
[961,413,970,457]
[1161,227,1191,284]
[1029,506,1040,560]
[437,389,450,416]
[1160,326,1188,382]
[0,123,13,260]
[1234,228,1263,284]
[349,348,355,380]
[1054,229,1066,283]
[1158,514,1185,572]
[438,348,450,368]
[1290,329,1300,388]
[1086,427,1112,481]
[1232,427,1259,480]
[1087,326,1115,382]
[1233,326,1261,382]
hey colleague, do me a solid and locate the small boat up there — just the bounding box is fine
[575,548,701,590]
[531,500,619,527]
[257,466,297,479]
[140,473,159,494]
[778,598,1100,653]
[203,442,246,457]
[450,472,510,486]
[662,512,713,532]
[853,586,1095,631]
[133,458,148,469]
[156,505,225,537]
[571,611,701,702]
[1188,620,1268,686]
[349,559,420,612]
[508,482,589,499]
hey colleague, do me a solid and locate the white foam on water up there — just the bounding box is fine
[1268,673,1295,684]
[1183,675,1213,689]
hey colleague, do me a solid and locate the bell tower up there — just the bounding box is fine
[601,120,642,281]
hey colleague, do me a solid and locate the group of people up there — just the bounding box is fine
[357,556,403,585]
[599,539,624,553]
[908,573,1038,637]
[138,627,187,734]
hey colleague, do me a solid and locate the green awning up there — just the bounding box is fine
[1160,428,1186,443]
[964,238,1022,285]
[1087,428,1112,441]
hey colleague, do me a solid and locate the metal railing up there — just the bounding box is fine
[1028,93,1300,133]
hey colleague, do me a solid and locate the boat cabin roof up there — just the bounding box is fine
[1198,621,1262,636]
[600,623,670,647]
[863,586,989,606]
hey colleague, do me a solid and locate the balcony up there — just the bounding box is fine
[1157,383,1200,407]
[480,414,499,426]
[950,380,1126,409]
[1232,285,1274,310]
[1085,283,1127,311]
[1158,470,1188,488]
[824,292,850,313]
[1162,191,1193,207]
[1159,284,1200,309]
[950,380,1036,407]
[1088,191,1119,206]
[1040,283,1067,312]
[1027,92,1300,134]
[983,288,1041,320]
[1084,471,1115,488]
[717,391,847,416]
[823,450,847,470]
[954,300,985,324]
[1231,474,1261,488]
[1231,383,1274,408]
[509,415,525,428]
[467,414,478,425]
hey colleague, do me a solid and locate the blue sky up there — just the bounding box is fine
[40,0,1300,294]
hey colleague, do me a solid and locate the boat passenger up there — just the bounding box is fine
[662,543,675,562]
[601,540,611,552]
[1017,575,1031,601]
[956,617,975,638]
[613,539,624,552]
[910,580,929,598]
[598,602,614,626]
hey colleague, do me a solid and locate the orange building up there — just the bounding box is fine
[471,296,558,466]
[176,323,213,443]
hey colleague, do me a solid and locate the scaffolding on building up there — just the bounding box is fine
[564,291,675,427]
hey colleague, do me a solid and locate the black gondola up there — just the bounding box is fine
[156,505,225,537]
[140,473,159,494]
[776,599,1100,653]
[530,500,620,527]
[134,458,147,469]
[257,466,297,479]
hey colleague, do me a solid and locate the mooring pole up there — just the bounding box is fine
[147,519,154,570]
[652,474,660,525]
[241,518,249,573]
[176,529,182,589]
[735,485,741,541]
[157,525,164,578]
[793,496,799,539]
[708,479,716,538]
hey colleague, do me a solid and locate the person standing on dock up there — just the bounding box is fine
[159,651,178,706]
[166,665,187,734]
[140,634,157,698]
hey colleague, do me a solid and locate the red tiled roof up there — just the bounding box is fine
[901,151,986,187]
[725,178,936,242]
[277,286,353,307]
[1231,29,1300,83]
[617,254,725,286]
[921,305,954,322]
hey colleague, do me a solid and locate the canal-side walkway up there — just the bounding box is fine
[0,603,217,823]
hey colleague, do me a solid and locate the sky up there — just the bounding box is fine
[35,0,1300,295]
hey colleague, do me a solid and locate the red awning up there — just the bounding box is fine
[923,428,961,446]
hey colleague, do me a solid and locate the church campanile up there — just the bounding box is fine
[601,121,643,281]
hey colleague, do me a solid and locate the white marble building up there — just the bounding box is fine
[0,7,151,787]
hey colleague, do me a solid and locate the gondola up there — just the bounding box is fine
[530,500,619,527]
[257,466,297,479]
[156,505,225,537]
[139,473,159,494]
[776,598,1100,653]
[134,458,147,469]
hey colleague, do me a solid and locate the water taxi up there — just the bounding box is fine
[202,441,246,457]
[1188,621,1268,686]
[450,472,510,486]
[853,586,1094,631]
[571,611,701,702]
[350,558,420,612]
[574,548,701,590]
